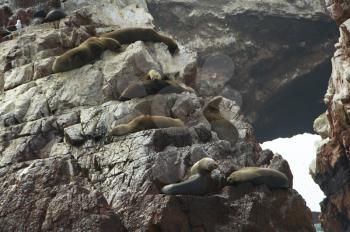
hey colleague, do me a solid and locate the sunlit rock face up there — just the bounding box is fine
[147,0,338,142]
[0,0,318,231]
[313,1,350,231]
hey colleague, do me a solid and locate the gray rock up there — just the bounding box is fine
[313,112,331,139]
[147,0,338,126]
[0,0,315,230]
[269,154,294,188]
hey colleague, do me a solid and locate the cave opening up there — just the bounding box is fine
[253,60,331,143]
[254,60,332,213]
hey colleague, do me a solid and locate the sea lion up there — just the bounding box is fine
[101,27,178,55]
[161,157,220,195]
[118,79,189,101]
[52,36,121,73]
[109,115,185,136]
[227,167,289,189]
[161,173,214,196]
[143,69,167,81]
[43,9,66,23]
[190,157,218,176]
[203,96,239,145]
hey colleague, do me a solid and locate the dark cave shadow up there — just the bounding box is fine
[254,60,331,142]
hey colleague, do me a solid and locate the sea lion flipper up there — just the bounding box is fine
[99,37,121,52]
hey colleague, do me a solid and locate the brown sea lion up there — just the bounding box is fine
[161,157,223,195]
[227,167,289,189]
[203,96,239,145]
[118,79,189,101]
[109,115,185,136]
[101,27,178,55]
[52,36,121,73]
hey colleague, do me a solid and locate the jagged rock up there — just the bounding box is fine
[313,1,350,231]
[268,154,293,188]
[147,0,338,141]
[4,62,33,90]
[33,56,55,80]
[0,0,315,231]
[116,185,314,231]
[314,112,331,139]
[256,149,274,166]
[0,156,124,231]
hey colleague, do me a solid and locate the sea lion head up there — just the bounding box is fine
[192,157,218,175]
[145,69,163,80]
[227,171,240,184]
[227,167,258,184]
[203,96,224,122]
[205,96,223,111]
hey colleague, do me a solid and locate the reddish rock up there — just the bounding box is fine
[313,2,350,230]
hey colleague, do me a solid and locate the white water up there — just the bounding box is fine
[261,133,325,212]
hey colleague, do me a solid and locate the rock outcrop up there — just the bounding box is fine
[313,1,350,231]
[147,0,339,141]
[0,0,317,231]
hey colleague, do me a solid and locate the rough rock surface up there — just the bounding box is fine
[147,0,339,141]
[313,1,350,231]
[0,0,315,231]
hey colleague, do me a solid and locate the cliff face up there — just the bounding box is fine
[147,0,338,141]
[313,1,350,231]
[0,0,329,231]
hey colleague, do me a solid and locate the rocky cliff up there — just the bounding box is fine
[147,0,338,142]
[313,1,350,231]
[0,0,332,231]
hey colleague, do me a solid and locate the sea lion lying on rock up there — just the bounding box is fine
[109,115,185,136]
[43,9,66,23]
[52,36,121,73]
[161,158,223,195]
[119,79,192,101]
[203,96,239,145]
[227,167,289,189]
[101,27,179,55]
